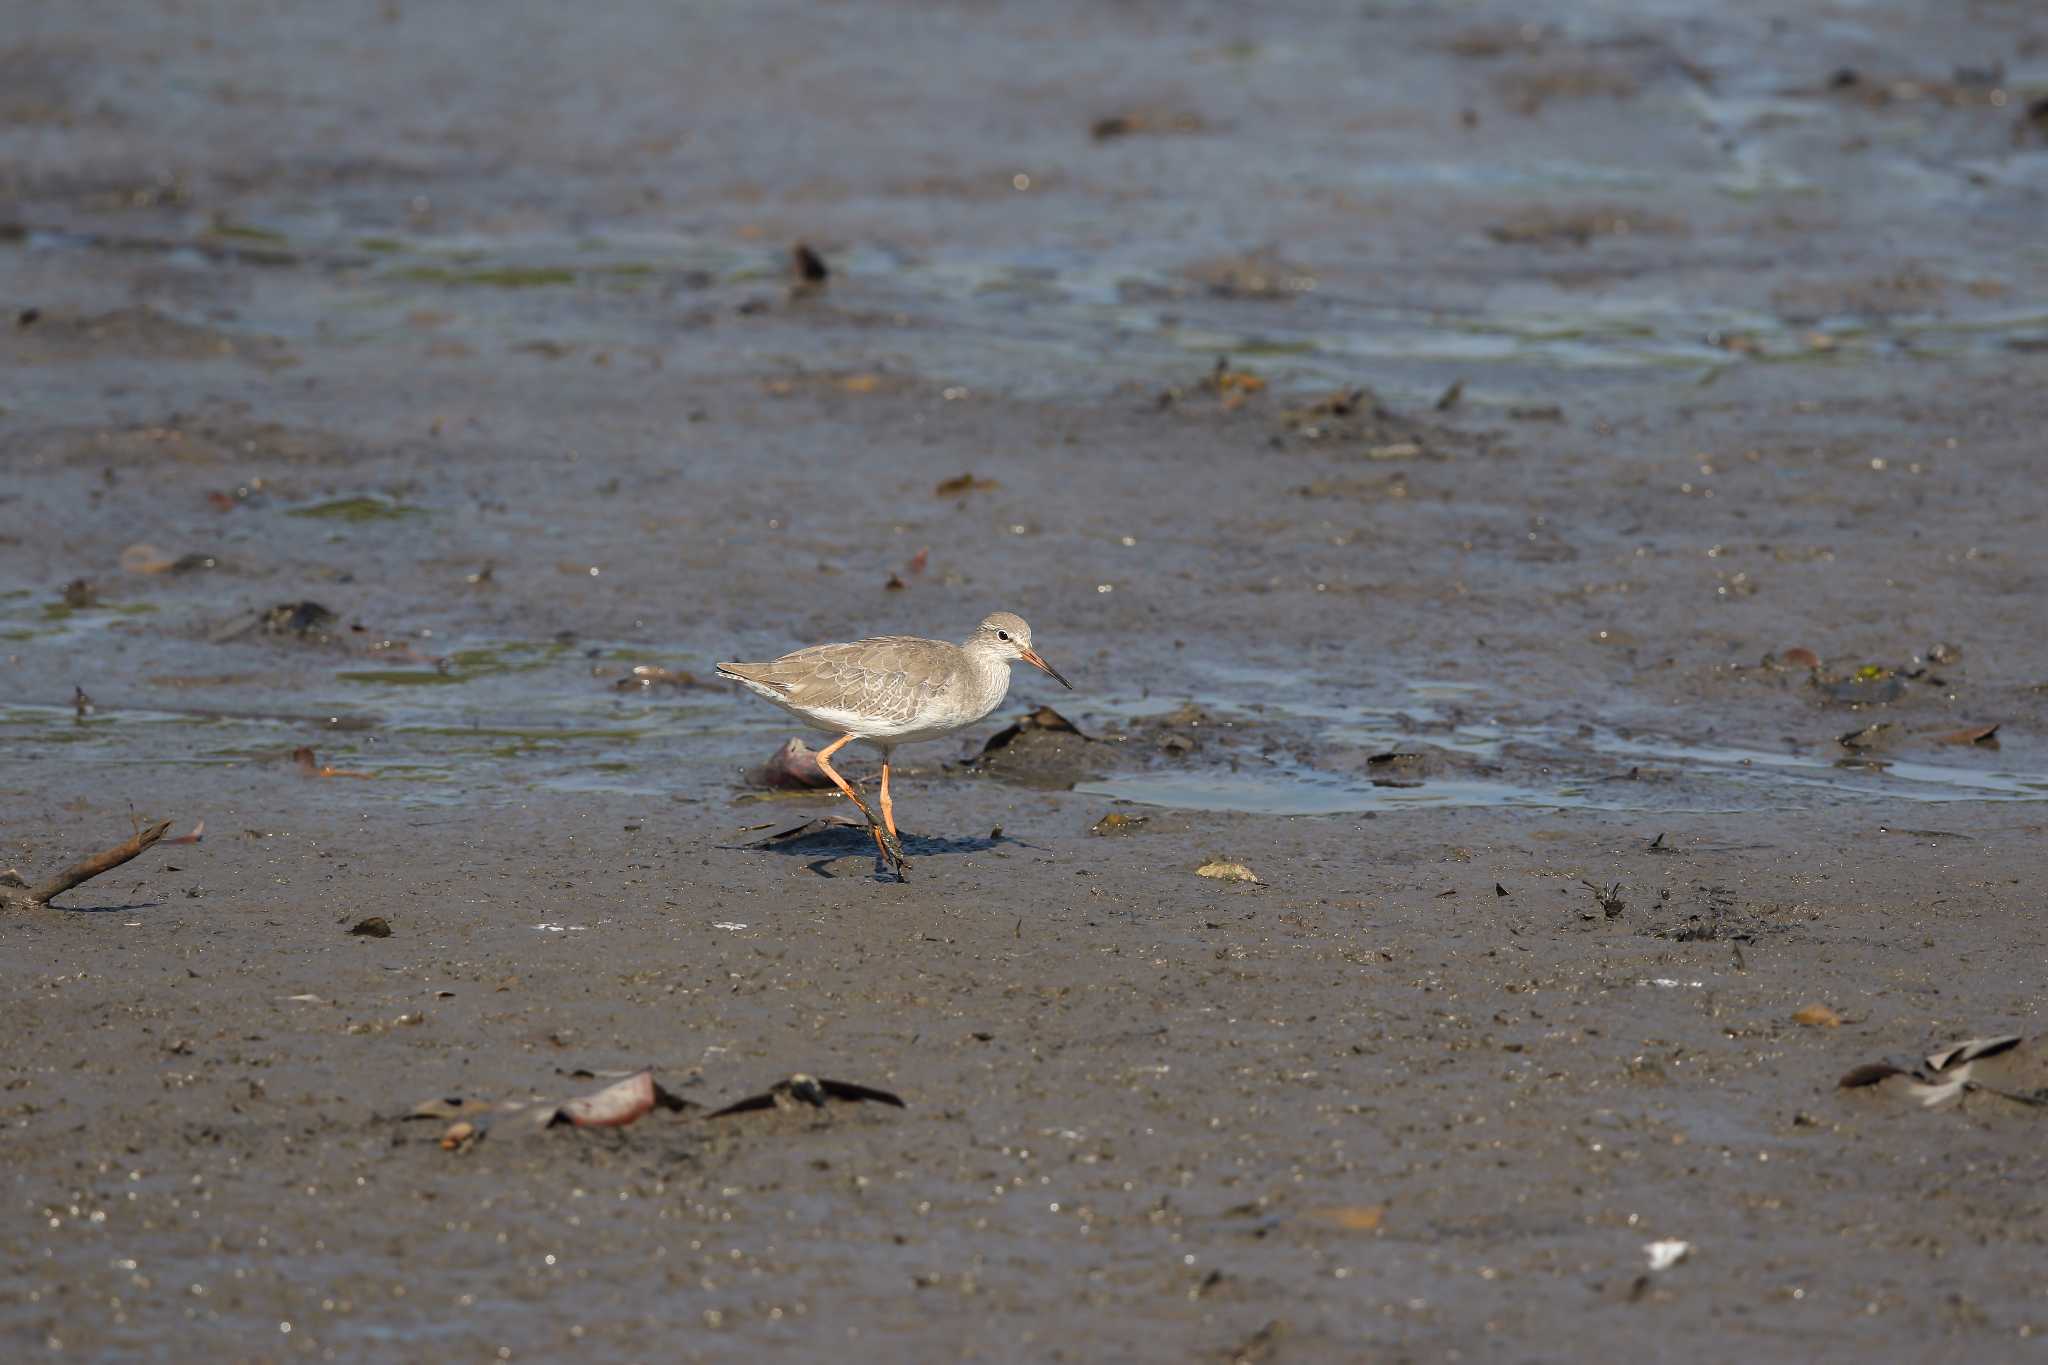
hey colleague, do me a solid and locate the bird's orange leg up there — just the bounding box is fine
[813,735,908,876]
[879,756,899,845]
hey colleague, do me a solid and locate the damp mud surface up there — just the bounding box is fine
[6,1,2048,1360]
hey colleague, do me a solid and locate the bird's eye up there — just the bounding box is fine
[996,630,1010,641]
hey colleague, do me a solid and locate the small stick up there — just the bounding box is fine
[3,820,173,909]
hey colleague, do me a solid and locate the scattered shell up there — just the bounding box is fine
[1644,1240,1691,1271]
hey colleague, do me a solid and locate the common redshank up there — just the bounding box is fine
[717,611,1071,878]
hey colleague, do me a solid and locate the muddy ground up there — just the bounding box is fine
[5,0,2048,1360]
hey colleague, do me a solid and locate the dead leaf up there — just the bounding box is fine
[1793,1003,1842,1028]
[1931,724,1999,746]
[1306,1204,1386,1231]
[935,472,1000,497]
[1197,859,1263,884]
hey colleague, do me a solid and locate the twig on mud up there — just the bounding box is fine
[0,820,174,910]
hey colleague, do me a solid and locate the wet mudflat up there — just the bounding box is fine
[5,0,2048,1359]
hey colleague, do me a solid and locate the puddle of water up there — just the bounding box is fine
[1071,671,2047,815]
[1074,767,1606,816]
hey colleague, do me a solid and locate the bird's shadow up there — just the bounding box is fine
[730,819,1037,878]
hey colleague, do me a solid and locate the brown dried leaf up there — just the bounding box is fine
[1931,724,1999,746]
[935,472,1000,497]
[1306,1204,1386,1231]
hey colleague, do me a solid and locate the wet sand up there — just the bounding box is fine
[6,1,2048,1359]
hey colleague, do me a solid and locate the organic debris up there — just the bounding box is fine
[1583,881,1626,918]
[1092,812,1151,836]
[1813,664,1905,707]
[707,1073,906,1119]
[1304,1205,1385,1232]
[752,737,834,790]
[1931,724,1999,746]
[1485,205,1685,247]
[935,472,1000,497]
[1838,721,1903,751]
[973,706,1097,788]
[735,815,869,849]
[294,746,371,779]
[790,243,829,286]
[611,664,701,691]
[550,1070,696,1128]
[981,705,1087,752]
[1792,1003,1842,1028]
[1644,1240,1692,1272]
[404,1069,698,1144]
[1090,108,1207,141]
[1275,385,1471,458]
[1840,1035,2046,1109]
[0,819,175,911]
[1366,752,1430,787]
[1196,859,1263,885]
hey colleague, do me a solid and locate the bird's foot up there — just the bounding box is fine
[880,828,911,881]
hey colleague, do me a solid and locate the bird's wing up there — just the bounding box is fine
[725,638,957,722]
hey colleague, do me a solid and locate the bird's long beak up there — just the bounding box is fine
[1021,647,1073,690]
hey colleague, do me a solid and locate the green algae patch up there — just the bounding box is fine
[336,670,467,686]
[393,265,577,288]
[210,221,290,244]
[288,496,424,523]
